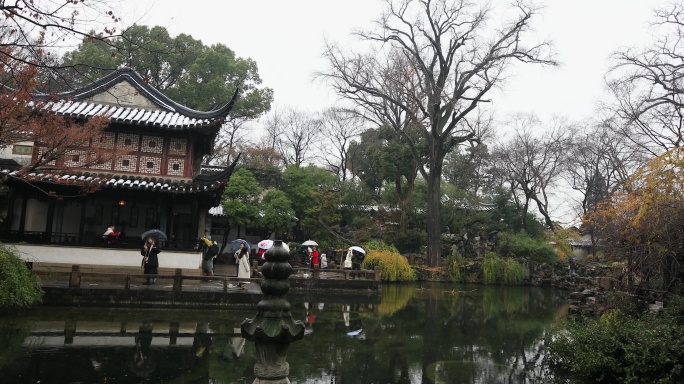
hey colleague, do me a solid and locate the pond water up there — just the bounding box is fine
[0,283,567,383]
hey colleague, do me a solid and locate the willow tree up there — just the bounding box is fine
[320,0,555,267]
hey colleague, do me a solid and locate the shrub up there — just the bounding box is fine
[362,249,416,282]
[481,252,526,285]
[547,227,577,262]
[0,244,42,311]
[496,231,558,263]
[443,250,464,282]
[362,240,399,253]
[394,230,426,254]
[545,298,684,383]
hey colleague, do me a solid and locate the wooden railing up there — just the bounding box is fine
[251,260,382,281]
[33,265,256,293]
[33,263,382,293]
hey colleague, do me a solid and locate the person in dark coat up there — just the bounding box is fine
[141,236,160,285]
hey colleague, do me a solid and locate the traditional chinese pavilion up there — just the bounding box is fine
[0,68,237,273]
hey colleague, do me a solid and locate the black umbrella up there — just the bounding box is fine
[141,229,167,241]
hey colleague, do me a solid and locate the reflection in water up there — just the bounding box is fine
[0,284,565,383]
[131,322,156,378]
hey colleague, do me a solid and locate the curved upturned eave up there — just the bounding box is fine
[41,68,240,121]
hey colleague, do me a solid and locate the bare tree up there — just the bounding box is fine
[491,115,573,230]
[1,1,122,77]
[264,107,321,167]
[319,0,555,266]
[205,118,254,166]
[318,107,368,181]
[606,2,684,157]
[564,121,641,251]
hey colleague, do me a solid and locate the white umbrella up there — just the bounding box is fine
[349,246,366,254]
[259,240,290,252]
[302,240,318,246]
[258,240,274,250]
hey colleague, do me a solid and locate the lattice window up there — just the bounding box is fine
[89,151,112,170]
[167,158,185,176]
[139,156,161,174]
[93,132,115,149]
[141,135,163,154]
[114,155,138,172]
[37,147,57,166]
[117,133,139,151]
[64,150,88,168]
[169,138,187,156]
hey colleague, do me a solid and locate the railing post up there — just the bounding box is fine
[64,320,76,344]
[223,278,228,293]
[169,322,179,345]
[173,268,183,292]
[313,264,320,279]
[69,265,81,288]
[374,266,381,281]
[124,274,131,290]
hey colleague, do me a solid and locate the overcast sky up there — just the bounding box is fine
[121,0,660,122]
[118,0,663,225]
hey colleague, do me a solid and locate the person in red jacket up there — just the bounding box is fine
[310,246,320,269]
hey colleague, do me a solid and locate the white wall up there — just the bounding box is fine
[14,244,202,269]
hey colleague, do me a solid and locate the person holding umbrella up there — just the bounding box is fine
[233,242,248,276]
[349,246,366,270]
[236,246,251,290]
[141,235,160,285]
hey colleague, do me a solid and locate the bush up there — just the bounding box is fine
[0,244,42,311]
[481,252,526,285]
[443,250,464,282]
[362,249,416,282]
[362,239,399,253]
[545,298,684,383]
[496,231,558,263]
[394,230,427,254]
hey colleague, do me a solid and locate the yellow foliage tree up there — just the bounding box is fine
[588,148,684,293]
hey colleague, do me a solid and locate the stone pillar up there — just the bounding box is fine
[241,240,304,384]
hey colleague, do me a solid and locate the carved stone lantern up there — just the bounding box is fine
[242,240,304,383]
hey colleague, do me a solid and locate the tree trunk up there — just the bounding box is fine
[533,196,555,230]
[426,168,442,268]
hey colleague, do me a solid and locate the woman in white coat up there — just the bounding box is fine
[236,247,251,289]
[343,248,353,269]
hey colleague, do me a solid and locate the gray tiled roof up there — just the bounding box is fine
[0,168,227,194]
[27,68,238,130]
[44,100,216,129]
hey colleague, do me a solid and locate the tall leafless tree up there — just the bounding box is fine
[606,2,684,157]
[564,121,642,251]
[317,107,367,182]
[263,107,321,167]
[491,115,573,230]
[319,0,555,267]
[205,118,254,166]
